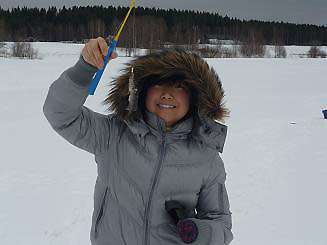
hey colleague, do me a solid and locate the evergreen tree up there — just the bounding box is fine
[1,5,326,46]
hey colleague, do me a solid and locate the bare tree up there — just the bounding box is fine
[224,47,238,58]
[240,29,266,57]
[11,42,39,59]
[0,42,9,57]
[273,37,287,58]
[274,45,287,58]
[320,50,327,58]
[130,15,167,52]
[231,40,239,57]
[171,23,184,46]
[157,17,168,50]
[196,44,225,58]
[307,46,324,58]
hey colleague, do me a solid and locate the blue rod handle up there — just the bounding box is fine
[88,39,118,95]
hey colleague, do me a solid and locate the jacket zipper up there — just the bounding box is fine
[94,187,108,238]
[144,133,166,245]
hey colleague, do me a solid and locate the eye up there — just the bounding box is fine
[175,85,187,91]
[150,85,161,90]
[176,87,185,92]
[172,83,183,89]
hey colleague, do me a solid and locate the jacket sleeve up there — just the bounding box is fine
[195,155,233,245]
[43,55,113,155]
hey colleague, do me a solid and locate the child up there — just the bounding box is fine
[43,37,233,245]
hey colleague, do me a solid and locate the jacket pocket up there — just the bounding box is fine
[94,186,109,238]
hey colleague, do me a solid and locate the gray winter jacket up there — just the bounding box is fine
[43,53,233,245]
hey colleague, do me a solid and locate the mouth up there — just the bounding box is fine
[157,103,176,109]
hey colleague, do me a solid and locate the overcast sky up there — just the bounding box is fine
[1,0,326,26]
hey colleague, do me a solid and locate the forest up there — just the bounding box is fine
[0,5,327,49]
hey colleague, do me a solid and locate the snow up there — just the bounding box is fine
[0,42,326,245]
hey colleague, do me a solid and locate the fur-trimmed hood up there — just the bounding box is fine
[103,50,230,123]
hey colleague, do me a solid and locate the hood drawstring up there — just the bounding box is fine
[127,67,138,114]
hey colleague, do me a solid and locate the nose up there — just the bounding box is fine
[161,91,173,100]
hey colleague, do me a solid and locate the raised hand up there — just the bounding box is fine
[82,37,118,69]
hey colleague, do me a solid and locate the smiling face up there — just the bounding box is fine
[145,84,190,127]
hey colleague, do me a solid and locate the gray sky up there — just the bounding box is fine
[1,0,327,26]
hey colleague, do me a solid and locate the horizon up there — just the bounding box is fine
[1,0,326,27]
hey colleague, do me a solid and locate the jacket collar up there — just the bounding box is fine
[142,110,193,140]
[124,111,227,153]
[192,114,228,153]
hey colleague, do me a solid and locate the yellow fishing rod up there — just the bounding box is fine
[88,0,136,95]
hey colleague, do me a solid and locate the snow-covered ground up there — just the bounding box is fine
[0,42,327,245]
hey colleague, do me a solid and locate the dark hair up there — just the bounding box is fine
[138,74,197,120]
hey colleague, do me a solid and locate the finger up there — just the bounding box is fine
[81,48,89,63]
[97,37,109,57]
[91,42,104,68]
[110,51,118,59]
[103,49,118,61]
[85,46,98,68]
[86,44,99,68]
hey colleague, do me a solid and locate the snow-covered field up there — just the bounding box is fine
[1,42,327,245]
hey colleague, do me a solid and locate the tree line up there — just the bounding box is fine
[0,5,326,48]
